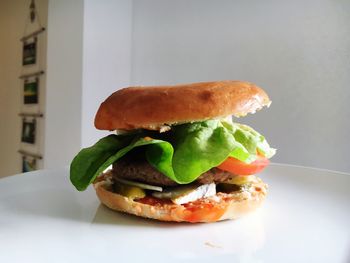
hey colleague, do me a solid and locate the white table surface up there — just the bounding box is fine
[0,164,349,263]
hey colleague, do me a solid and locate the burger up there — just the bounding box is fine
[70,81,276,223]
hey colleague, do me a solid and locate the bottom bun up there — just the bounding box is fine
[94,175,267,223]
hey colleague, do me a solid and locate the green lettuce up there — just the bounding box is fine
[70,120,275,191]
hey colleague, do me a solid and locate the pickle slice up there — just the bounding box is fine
[114,183,146,199]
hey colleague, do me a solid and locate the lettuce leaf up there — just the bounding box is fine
[231,123,276,160]
[70,120,275,191]
[70,135,165,191]
[146,120,240,183]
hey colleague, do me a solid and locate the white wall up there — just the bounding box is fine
[45,0,84,168]
[45,0,132,168]
[82,0,132,147]
[6,0,347,173]
[0,0,48,177]
[131,0,350,173]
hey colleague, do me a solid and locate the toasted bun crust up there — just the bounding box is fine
[94,176,267,223]
[94,81,271,131]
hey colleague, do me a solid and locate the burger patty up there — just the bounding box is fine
[112,157,236,186]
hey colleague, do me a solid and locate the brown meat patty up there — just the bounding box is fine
[112,157,237,187]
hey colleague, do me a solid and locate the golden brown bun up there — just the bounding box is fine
[94,81,271,131]
[94,175,267,223]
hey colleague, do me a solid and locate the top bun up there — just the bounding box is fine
[94,81,271,131]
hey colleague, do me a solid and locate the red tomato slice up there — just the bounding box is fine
[217,155,269,176]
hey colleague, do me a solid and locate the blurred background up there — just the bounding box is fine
[0,0,349,177]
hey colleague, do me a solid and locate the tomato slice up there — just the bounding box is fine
[217,155,269,176]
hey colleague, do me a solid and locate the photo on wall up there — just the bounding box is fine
[22,38,37,66]
[21,117,36,144]
[22,155,37,173]
[23,78,39,104]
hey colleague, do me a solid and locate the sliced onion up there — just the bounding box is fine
[114,177,163,192]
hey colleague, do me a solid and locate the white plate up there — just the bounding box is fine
[0,164,349,263]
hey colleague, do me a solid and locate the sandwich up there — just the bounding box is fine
[70,81,276,223]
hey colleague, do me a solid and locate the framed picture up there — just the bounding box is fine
[22,155,37,173]
[23,78,39,104]
[21,118,36,144]
[22,38,37,65]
